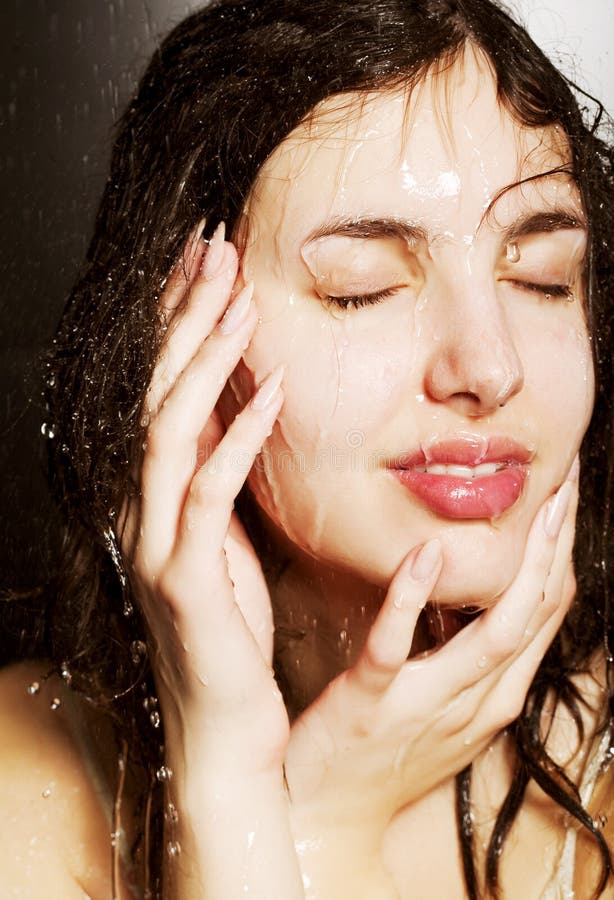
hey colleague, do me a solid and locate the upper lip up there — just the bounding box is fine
[389,434,535,469]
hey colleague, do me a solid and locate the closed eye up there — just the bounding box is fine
[510,280,573,300]
[324,286,399,309]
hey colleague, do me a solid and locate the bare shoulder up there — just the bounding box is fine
[0,661,115,898]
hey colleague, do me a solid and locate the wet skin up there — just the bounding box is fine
[220,47,593,612]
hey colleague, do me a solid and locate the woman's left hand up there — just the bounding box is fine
[285,468,578,870]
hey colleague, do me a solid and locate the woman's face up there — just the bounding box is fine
[225,50,594,608]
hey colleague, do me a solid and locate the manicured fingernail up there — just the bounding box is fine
[219,282,254,335]
[411,539,441,581]
[202,222,226,279]
[251,365,284,411]
[544,481,573,538]
[567,455,580,483]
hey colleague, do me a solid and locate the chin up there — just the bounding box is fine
[427,531,523,609]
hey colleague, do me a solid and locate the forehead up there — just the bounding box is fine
[247,50,580,243]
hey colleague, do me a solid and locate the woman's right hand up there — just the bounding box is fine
[119,223,303,899]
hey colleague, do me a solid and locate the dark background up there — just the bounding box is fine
[0,0,202,587]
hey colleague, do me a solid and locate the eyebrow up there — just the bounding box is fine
[303,209,586,246]
[304,216,428,244]
[503,210,587,242]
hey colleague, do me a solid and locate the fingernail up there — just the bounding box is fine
[251,365,284,411]
[411,538,441,581]
[544,481,573,539]
[219,282,254,335]
[202,222,226,279]
[567,455,580,483]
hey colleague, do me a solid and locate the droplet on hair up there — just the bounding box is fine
[60,664,72,685]
[167,840,181,857]
[130,640,147,664]
[156,765,173,782]
[50,697,61,711]
[506,242,520,263]
[150,710,161,728]
[165,802,179,825]
[27,681,40,696]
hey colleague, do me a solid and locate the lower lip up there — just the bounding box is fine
[391,465,528,519]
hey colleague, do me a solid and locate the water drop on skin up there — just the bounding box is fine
[477,656,488,669]
[506,241,520,263]
[50,697,61,710]
[27,681,40,696]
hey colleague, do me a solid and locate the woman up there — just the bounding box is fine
[0,0,612,897]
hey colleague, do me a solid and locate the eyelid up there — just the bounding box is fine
[323,286,399,309]
[505,278,573,300]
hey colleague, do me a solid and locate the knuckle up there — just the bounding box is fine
[495,694,524,728]
[362,637,398,676]
[483,625,519,663]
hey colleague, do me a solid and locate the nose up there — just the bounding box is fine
[423,278,524,417]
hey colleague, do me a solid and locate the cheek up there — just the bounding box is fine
[242,295,416,457]
[525,319,594,437]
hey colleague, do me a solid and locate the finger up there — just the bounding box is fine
[138,283,258,570]
[475,561,577,733]
[349,539,442,696]
[146,224,240,417]
[155,217,207,324]
[173,365,285,562]
[520,477,578,644]
[429,477,575,693]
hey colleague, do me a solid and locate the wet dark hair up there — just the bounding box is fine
[9,0,613,896]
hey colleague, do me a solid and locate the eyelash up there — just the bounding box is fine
[324,287,398,309]
[326,280,573,309]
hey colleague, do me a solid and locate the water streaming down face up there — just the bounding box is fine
[220,46,594,611]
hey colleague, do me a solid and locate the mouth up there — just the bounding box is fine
[388,435,533,519]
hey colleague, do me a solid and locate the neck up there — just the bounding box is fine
[239,494,431,717]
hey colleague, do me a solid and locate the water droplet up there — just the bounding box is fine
[156,766,173,783]
[60,664,72,685]
[167,840,181,857]
[42,786,52,799]
[477,656,488,669]
[506,242,520,263]
[130,640,146,664]
[27,681,40,696]
[150,710,161,728]
[165,802,179,825]
[123,599,134,617]
[41,422,56,439]
[50,697,61,710]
